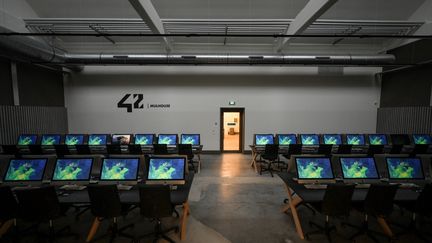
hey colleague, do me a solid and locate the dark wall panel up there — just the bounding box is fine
[377,107,432,134]
[0,58,13,105]
[0,105,68,144]
[17,63,64,106]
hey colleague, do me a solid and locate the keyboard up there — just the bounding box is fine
[117,184,133,191]
[304,184,328,190]
[398,183,419,189]
[59,185,87,191]
[355,184,371,189]
[12,186,37,191]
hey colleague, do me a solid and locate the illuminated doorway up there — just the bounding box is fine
[220,108,245,153]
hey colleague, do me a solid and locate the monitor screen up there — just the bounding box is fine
[277,134,297,145]
[100,158,140,180]
[158,134,177,145]
[339,157,379,179]
[323,134,342,145]
[17,134,37,145]
[65,134,85,145]
[4,159,47,181]
[254,134,274,145]
[413,134,432,145]
[386,157,424,179]
[111,134,131,145]
[147,157,186,180]
[346,134,365,145]
[295,157,334,179]
[134,134,154,145]
[88,134,108,145]
[368,134,387,145]
[181,134,200,145]
[52,158,93,181]
[300,134,319,145]
[41,134,61,145]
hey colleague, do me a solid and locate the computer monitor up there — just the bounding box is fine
[323,134,342,145]
[390,134,411,145]
[41,134,61,146]
[17,134,38,145]
[295,157,334,180]
[111,134,132,145]
[146,156,186,185]
[346,134,365,145]
[413,134,432,145]
[134,134,155,145]
[88,134,108,145]
[254,134,274,145]
[368,134,388,145]
[300,134,319,145]
[100,158,140,182]
[277,134,297,145]
[339,157,379,179]
[52,158,93,182]
[65,134,85,145]
[386,157,424,180]
[3,158,48,182]
[157,134,178,145]
[180,134,200,145]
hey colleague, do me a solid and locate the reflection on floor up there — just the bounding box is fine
[223,134,240,151]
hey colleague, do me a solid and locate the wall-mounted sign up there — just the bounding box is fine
[117,94,170,113]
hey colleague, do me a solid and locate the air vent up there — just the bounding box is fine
[113,55,129,59]
[249,56,264,60]
[315,56,331,60]
[181,55,196,59]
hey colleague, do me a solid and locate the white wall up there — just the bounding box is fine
[64,66,381,151]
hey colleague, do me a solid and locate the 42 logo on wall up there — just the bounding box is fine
[117,94,144,113]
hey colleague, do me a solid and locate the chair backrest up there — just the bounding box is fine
[263,144,279,160]
[28,145,43,155]
[106,144,122,155]
[321,184,355,217]
[1,145,19,156]
[54,145,70,157]
[390,144,403,154]
[0,186,18,221]
[414,183,432,217]
[139,185,173,218]
[367,145,384,156]
[288,144,302,155]
[318,144,333,156]
[412,144,429,155]
[15,186,61,221]
[153,144,168,155]
[336,145,352,154]
[75,145,91,155]
[128,144,143,155]
[178,144,193,158]
[364,184,398,217]
[87,184,123,218]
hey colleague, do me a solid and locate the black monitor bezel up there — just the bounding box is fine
[40,134,62,146]
[87,134,109,146]
[276,134,297,145]
[145,155,187,182]
[412,134,432,145]
[345,134,366,145]
[322,134,342,145]
[64,134,86,145]
[99,157,141,181]
[299,134,320,145]
[157,134,178,145]
[180,134,201,145]
[294,156,335,180]
[111,134,133,145]
[3,158,48,182]
[253,134,275,145]
[338,156,380,180]
[134,134,156,145]
[16,134,38,145]
[367,134,388,145]
[385,157,425,180]
[51,157,94,182]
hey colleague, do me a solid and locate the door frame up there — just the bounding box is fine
[220,107,245,153]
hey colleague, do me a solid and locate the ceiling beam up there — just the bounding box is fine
[128,0,172,52]
[276,0,338,52]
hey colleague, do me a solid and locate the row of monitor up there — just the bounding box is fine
[16,134,201,146]
[254,134,432,146]
[1,156,186,185]
[295,156,425,181]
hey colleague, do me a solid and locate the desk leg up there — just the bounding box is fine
[250,152,258,173]
[180,201,190,241]
[197,154,201,173]
[86,217,101,242]
[377,217,393,238]
[0,219,13,237]
[283,185,305,239]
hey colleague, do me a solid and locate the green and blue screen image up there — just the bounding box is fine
[88,135,107,145]
[4,159,47,181]
[52,159,92,181]
[301,134,319,145]
[296,158,333,179]
[148,158,185,180]
[346,134,365,145]
[101,158,139,180]
[368,134,387,145]
[386,158,424,179]
[278,134,296,145]
[323,134,342,145]
[340,158,379,179]
[41,135,61,145]
[65,135,84,145]
[255,134,274,145]
[158,134,177,145]
[17,135,37,145]
[413,135,432,145]
[181,134,200,145]
[135,134,154,145]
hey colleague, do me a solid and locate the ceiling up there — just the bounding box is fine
[2,0,429,55]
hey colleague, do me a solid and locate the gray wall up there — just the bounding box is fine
[377,107,432,134]
[0,57,13,105]
[65,66,381,151]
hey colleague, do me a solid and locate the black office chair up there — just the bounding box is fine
[306,184,355,242]
[14,186,77,242]
[136,185,179,243]
[317,144,333,156]
[0,186,19,239]
[54,145,71,158]
[367,145,384,157]
[75,145,92,155]
[335,144,352,154]
[390,144,404,154]
[106,144,122,155]
[344,184,399,242]
[259,144,279,177]
[1,145,20,156]
[86,184,135,243]
[394,183,432,242]
[153,144,168,155]
[128,144,143,155]
[411,144,430,156]
[28,145,43,155]
[178,144,197,173]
